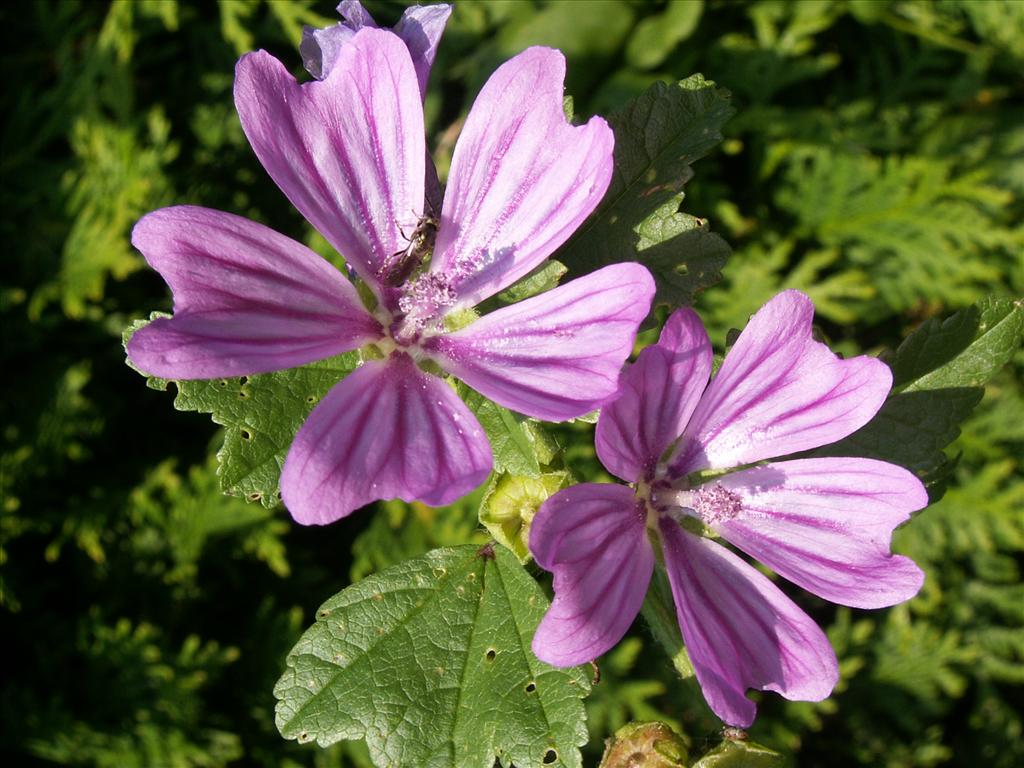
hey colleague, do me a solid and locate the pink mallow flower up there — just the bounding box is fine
[529,290,926,727]
[126,28,655,525]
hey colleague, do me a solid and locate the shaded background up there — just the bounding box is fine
[1,1,1021,766]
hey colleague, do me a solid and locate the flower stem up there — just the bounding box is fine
[641,566,696,680]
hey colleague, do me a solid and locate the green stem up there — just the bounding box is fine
[641,566,695,680]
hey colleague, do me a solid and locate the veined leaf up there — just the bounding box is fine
[275,544,591,768]
[558,75,734,309]
[123,316,358,507]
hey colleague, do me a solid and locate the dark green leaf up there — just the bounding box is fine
[275,544,591,768]
[557,75,734,309]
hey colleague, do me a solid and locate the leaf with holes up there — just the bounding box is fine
[556,74,734,309]
[812,296,1023,498]
[274,544,591,768]
[123,315,359,507]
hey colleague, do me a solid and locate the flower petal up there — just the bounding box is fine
[300,2,450,99]
[235,29,425,296]
[703,458,926,609]
[670,290,892,474]
[281,354,492,525]
[126,206,380,379]
[659,519,839,727]
[530,483,653,666]
[596,309,712,484]
[431,47,614,309]
[393,3,452,98]
[299,19,356,81]
[424,264,654,421]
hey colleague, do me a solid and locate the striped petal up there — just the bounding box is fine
[431,46,614,309]
[670,290,891,475]
[703,458,927,609]
[530,483,653,666]
[280,354,491,525]
[126,206,380,379]
[660,519,838,728]
[596,308,712,483]
[424,264,654,421]
[235,28,425,298]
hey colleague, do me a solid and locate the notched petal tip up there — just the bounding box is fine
[127,205,380,380]
[712,458,929,609]
[431,44,614,306]
[280,356,491,526]
[660,522,838,727]
[234,29,425,296]
[673,289,894,473]
[529,484,652,666]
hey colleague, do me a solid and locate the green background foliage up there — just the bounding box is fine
[2,1,1021,766]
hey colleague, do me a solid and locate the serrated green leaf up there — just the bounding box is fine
[558,75,734,309]
[902,297,1023,392]
[274,544,591,768]
[123,317,358,506]
[814,297,1023,493]
[479,470,571,563]
[690,738,785,768]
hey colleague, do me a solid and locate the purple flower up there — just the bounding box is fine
[127,28,655,525]
[300,1,450,96]
[529,290,926,727]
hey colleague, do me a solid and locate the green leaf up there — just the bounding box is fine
[274,544,592,768]
[690,738,785,768]
[60,110,177,319]
[493,0,636,97]
[626,1,704,71]
[775,150,1018,315]
[557,75,734,309]
[496,260,568,305]
[814,297,1023,495]
[457,384,554,478]
[123,316,359,506]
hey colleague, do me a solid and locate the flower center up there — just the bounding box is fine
[395,272,458,338]
[690,483,743,526]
